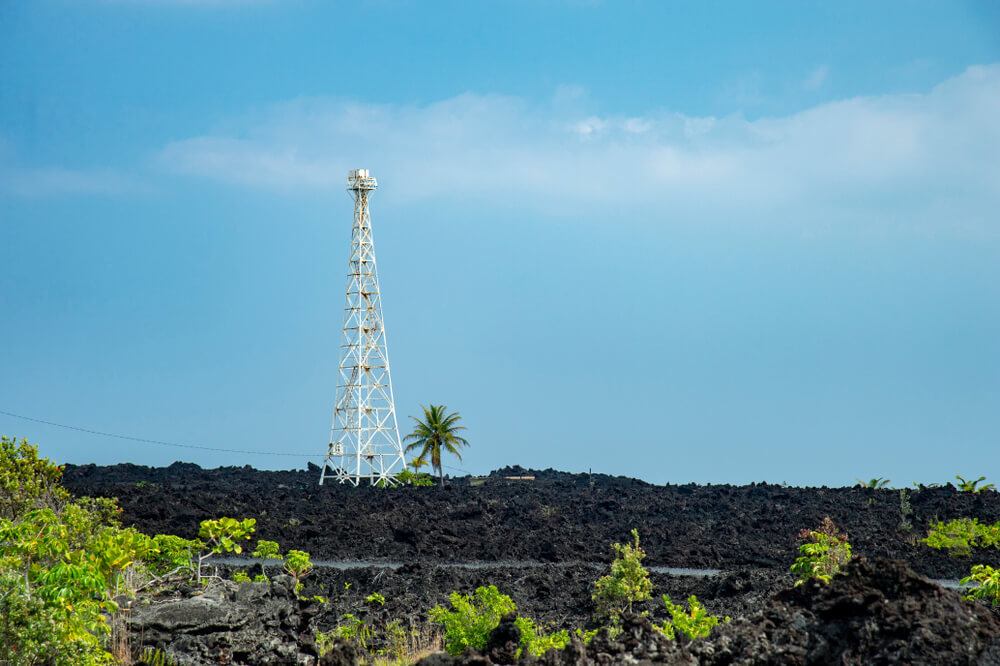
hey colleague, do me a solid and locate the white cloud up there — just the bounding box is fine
[0,159,147,199]
[156,65,1000,228]
[803,65,830,91]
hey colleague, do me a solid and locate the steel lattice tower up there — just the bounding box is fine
[320,169,406,486]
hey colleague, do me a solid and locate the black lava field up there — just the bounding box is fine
[62,463,1000,664]
[64,462,1000,578]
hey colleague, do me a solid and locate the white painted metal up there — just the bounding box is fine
[320,169,406,486]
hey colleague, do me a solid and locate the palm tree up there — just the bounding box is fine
[404,405,468,487]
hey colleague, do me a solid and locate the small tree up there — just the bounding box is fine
[404,405,469,487]
[592,529,653,625]
[284,549,314,596]
[790,517,852,585]
[655,595,727,640]
[195,517,256,584]
[0,436,69,519]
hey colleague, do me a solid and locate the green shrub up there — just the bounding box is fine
[430,584,517,655]
[961,564,1000,606]
[366,591,386,606]
[790,517,852,585]
[284,549,314,597]
[195,517,256,583]
[232,570,252,583]
[0,436,69,520]
[146,534,202,577]
[0,502,142,664]
[923,518,1000,557]
[954,475,996,493]
[514,616,570,657]
[252,539,283,560]
[655,595,727,640]
[429,584,568,658]
[856,478,890,489]
[592,528,653,624]
[322,613,374,651]
[396,469,435,487]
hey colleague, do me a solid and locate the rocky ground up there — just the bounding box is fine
[64,462,1000,578]
[62,463,1000,664]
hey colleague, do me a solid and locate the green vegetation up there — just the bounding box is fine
[953,475,996,493]
[252,539,283,560]
[0,436,69,520]
[0,436,319,664]
[428,584,568,658]
[395,469,435,487]
[367,591,387,606]
[898,489,913,533]
[790,517,852,585]
[856,478,890,489]
[512,616,570,658]
[429,584,516,655]
[592,528,653,625]
[923,518,1000,606]
[195,517,256,584]
[655,595,728,640]
[403,405,469,487]
[922,518,1000,557]
[961,565,1000,606]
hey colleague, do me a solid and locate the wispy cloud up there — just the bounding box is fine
[157,65,1000,227]
[803,65,830,91]
[0,158,148,198]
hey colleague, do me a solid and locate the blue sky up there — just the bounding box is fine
[1,1,998,486]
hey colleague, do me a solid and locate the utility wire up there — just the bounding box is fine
[0,409,321,458]
[0,408,479,473]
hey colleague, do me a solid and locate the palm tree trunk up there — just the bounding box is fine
[439,465,445,487]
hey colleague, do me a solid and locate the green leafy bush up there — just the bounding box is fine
[923,518,1000,557]
[146,534,202,577]
[430,585,517,655]
[592,528,653,624]
[961,564,1000,606]
[396,469,435,487]
[513,616,570,657]
[252,539,283,560]
[429,584,568,658]
[0,435,69,520]
[366,591,386,606]
[321,613,374,651]
[655,595,727,640]
[284,549,314,596]
[790,517,852,585]
[0,503,141,665]
[954,475,996,493]
[195,517,256,583]
[856,478,890,489]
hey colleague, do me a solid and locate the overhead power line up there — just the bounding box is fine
[0,409,321,458]
[0,408,478,474]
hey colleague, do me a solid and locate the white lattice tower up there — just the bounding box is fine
[320,169,406,486]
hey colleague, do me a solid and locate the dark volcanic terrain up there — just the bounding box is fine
[64,462,1000,578]
[62,463,1000,664]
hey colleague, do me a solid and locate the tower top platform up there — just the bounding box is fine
[347,168,377,191]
